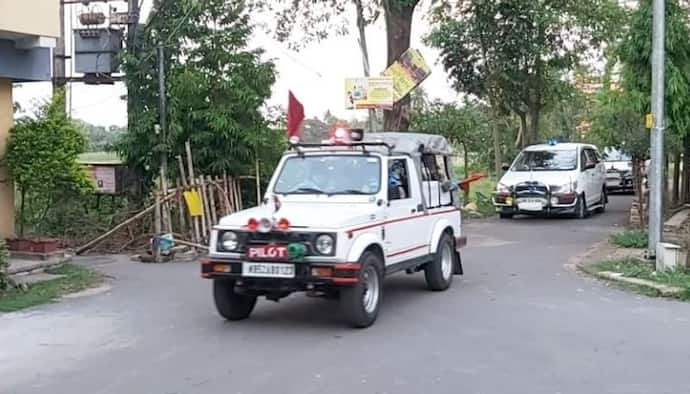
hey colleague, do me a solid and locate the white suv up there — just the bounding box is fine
[493,142,607,219]
[202,131,465,328]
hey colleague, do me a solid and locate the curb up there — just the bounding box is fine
[594,270,684,297]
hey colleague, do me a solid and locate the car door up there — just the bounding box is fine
[384,157,422,265]
[583,148,602,206]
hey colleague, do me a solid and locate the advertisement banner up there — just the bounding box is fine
[383,48,431,102]
[345,77,394,110]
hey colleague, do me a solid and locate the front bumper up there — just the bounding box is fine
[493,192,578,215]
[201,257,360,290]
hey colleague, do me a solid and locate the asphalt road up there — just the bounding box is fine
[3,195,690,394]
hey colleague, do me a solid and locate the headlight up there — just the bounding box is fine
[220,231,239,251]
[315,234,335,255]
[496,183,512,193]
[551,181,576,193]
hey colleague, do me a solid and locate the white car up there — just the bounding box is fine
[202,130,466,328]
[493,142,607,219]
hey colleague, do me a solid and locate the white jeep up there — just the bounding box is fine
[202,130,466,328]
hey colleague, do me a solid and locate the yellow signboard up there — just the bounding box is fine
[183,191,203,217]
[345,77,394,110]
[383,48,431,102]
[645,113,653,129]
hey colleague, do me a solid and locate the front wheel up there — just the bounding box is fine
[213,280,257,321]
[425,233,455,291]
[340,252,383,328]
[575,194,588,219]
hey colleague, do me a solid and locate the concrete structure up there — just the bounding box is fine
[0,0,59,239]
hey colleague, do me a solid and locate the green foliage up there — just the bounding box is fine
[0,264,102,312]
[428,0,623,145]
[0,239,9,292]
[74,120,126,152]
[411,99,493,172]
[588,257,690,300]
[590,86,649,160]
[610,230,649,249]
[617,0,690,139]
[4,90,93,236]
[121,0,279,188]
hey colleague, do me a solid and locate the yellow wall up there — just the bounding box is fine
[0,0,59,38]
[0,79,14,239]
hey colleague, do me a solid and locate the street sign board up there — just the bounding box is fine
[383,48,431,102]
[345,77,394,110]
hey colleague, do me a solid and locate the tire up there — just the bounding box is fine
[213,280,257,321]
[340,251,383,328]
[575,194,588,219]
[595,187,607,214]
[499,212,514,219]
[425,233,455,291]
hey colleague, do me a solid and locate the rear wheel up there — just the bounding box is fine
[340,252,383,328]
[425,233,455,291]
[575,194,588,219]
[213,280,257,321]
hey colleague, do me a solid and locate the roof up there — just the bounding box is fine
[363,132,453,156]
[524,142,597,151]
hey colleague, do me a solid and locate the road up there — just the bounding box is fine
[2,195,690,394]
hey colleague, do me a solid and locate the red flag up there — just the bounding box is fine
[287,90,305,139]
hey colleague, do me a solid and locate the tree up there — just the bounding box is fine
[428,0,622,148]
[121,0,278,189]
[616,0,690,203]
[411,99,492,177]
[4,90,92,236]
[257,0,421,130]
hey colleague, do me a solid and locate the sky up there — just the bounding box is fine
[13,1,458,127]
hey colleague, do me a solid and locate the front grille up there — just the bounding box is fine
[514,182,548,197]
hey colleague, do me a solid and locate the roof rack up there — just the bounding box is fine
[288,141,395,155]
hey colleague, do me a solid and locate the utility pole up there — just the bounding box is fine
[354,0,376,132]
[53,0,67,107]
[126,0,141,130]
[648,0,666,259]
[158,46,172,234]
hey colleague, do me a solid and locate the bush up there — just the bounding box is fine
[0,239,9,292]
[610,230,648,249]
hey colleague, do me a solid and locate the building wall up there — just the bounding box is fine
[0,78,14,239]
[0,0,60,38]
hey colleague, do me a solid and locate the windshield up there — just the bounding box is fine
[511,149,577,171]
[273,155,381,195]
[603,148,631,161]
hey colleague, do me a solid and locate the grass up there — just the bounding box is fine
[77,151,122,165]
[610,230,648,249]
[0,264,103,312]
[584,257,690,300]
[465,176,497,218]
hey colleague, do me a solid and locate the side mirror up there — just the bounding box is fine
[441,180,452,192]
[585,162,596,170]
[501,163,510,171]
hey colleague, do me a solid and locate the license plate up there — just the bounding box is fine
[246,245,288,260]
[517,199,544,211]
[242,262,295,278]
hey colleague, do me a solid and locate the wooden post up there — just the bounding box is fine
[175,178,188,238]
[185,141,202,244]
[153,193,162,262]
[160,167,172,234]
[255,157,261,205]
[208,175,218,224]
[236,178,243,210]
[199,176,212,237]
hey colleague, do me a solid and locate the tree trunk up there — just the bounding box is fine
[19,188,26,237]
[681,137,690,203]
[492,120,502,176]
[526,106,540,146]
[461,141,470,203]
[517,112,527,148]
[354,0,376,131]
[672,150,681,205]
[382,0,418,131]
